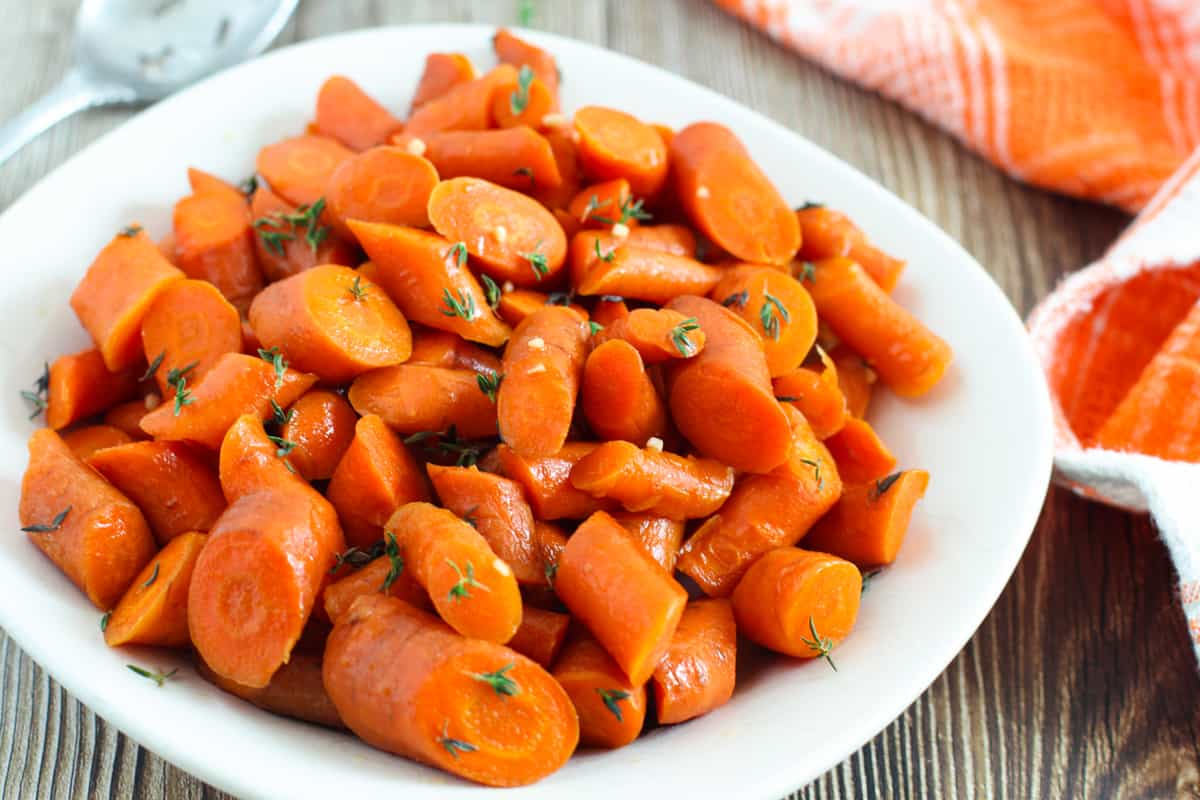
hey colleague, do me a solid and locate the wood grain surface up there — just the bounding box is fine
[3,1,1199,798]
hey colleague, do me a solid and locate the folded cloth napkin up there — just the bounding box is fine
[716,0,1200,657]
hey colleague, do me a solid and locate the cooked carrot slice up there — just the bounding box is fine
[581,340,668,445]
[805,470,929,567]
[490,66,556,129]
[279,389,357,481]
[533,129,581,209]
[553,635,647,749]
[139,352,317,450]
[348,364,498,439]
[315,76,402,151]
[104,400,153,441]
[198,651,344,730]
[88,440,226,544]
[249,264,412,382]
[408,327,502,375]
[349,221,512,346]
[411,52,477,109]
[61,424,133,460]
[507,606,570,668]
[425,127,562,192]
[670,122,799,265]
[731,548,861,659]
[574,106,669,197]
[824,416,897,484]
[187,167,243,199]
[141,279,243,398]
[571,440,734,520]
[651,599,737,724]
[577,244,723,303]
[45,347,139,430]
[831,345,876,418]
[255,134,353,208]
[173,185,263,310]
[405,65,518,139]
[710,264,818,377]
[20,429,155,609]
[217,414,307,504]
[70,227,184,372]
[326,146,439,238]
[323,554,431,623]
[387,502,522,643]
[327,414,430,548]
[612,512,686,573]
[568,228,697,287]
[796,206,905,291]
[773,350,848,440]
[249,184,357,282]
[594,307,707,363]
[567,179,634,229]
[323,594,577,787]
[496,442,617,521]
[556,510,687,685]
[104,531,207,647]
[493,29,560,100]
[497,289,587,326]
[591,296,630,327]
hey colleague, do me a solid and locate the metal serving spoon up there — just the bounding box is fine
[0,0,298,167]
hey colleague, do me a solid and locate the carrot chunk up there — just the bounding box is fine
[173,184,263,310]
[46,348,139,430]
[140,279,244,398]
[250,185,357,282]
[805,470,930,567]
[574,106,669,197]
[279,390,358,481]
[411,52,477,109]
[581,340,668,445]
[255,134,353,208]
[496,443,617,520]
[104,531,207,647]
[824,416,897,484]
[507,606,570,668]
[552,635,647,749]
[315,76,402,151]
[61,425,133,460]
[348,364,498,439]
[710,264,818,377]
[198,651,345,730]
[651,599,737,724]
[593,307,707,363]
[570,440,734,520]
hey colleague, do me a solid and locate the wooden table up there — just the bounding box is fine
[3,1,1198,797]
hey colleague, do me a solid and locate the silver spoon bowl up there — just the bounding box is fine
[0,0,298,167]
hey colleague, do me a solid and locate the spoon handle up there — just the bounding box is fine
[0,68,138,168]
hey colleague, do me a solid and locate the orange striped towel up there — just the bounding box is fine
[720,0,1200,654]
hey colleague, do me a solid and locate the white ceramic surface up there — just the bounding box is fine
[0,25,1052,800]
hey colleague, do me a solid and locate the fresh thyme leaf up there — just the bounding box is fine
[480,274,502,311]
[775,395,800,403]
[445,558,487,601]
[446,241,468,269]
[599,295,624,303]
[21,362,51,420]
[381,531,403,593]
[118,225,143,238]
[34,362,49,395]
[759,292,790,341]
[797,261,816,284]
[545,291,572,306]
[164,361,198,390]
[581,194,613,224]
[596,688,631,722]
[722,291,749,309]
[440,288,477,320]
[669,316,701,357]
[517,0,535,26]
[329,541,386,575]
[240,175,258,195]
[798,616,837,671]
[509,65,535,115]
[438,721,478,759]
[470,663,520,698]
[267,433,297,458]
[404,426,493,467]
[349,275,367,301]
[127,664,178,687]
[476,372,503,403]
[292,198,329,252]
[256,226,294,257]
[141,351,166,383]
[172,376,195,416]
[257,347,287,388]
[461,505,480,529]
[860,568,882,595]
[593,239,614,263]
[799,457,823,491]
[268,399,294,428]
[100,612,112,632]
[544,561,558,587]
[20,390,46,420]
[521,241,549,280]
[21,505,71,533]
[617,195,652,224]
[797,201,824,211]
[513,166,536,188]
[588,321,603,337]
[871,471,904,500]
[142,563,160,588]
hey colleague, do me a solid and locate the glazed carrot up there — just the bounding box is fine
[651,599,737,724]
[581,340,668,445]
[571,440,733,520]
[325,146,439,238]
[497,442,616,520]
[567,179,633,229]
[507,607,570,668]
[427,176,567,286]
[796,206,906,291]
[249,264,413,382]
[315,76,402,151]
[590,296,629,327]
[190,482,344,687]
[663,295,792,473]
[805,470,929,567]
[140,352,317,450]
[250,185,357,282]
[493,29,560,101]
[1094,302,1200,460]
[140,279,243,398]
[173,185,264,310]
[426,127,563,195]
[255,134,353,208]
[594,307,707,363]
[427,464,542,585]
[404,65,518,139]
[187,167,242,199]
[677,406,842,596]
[772,359,848,440]
[349,221,512,346]
[498,290,587,326]
[327,414,429,548]
[731,548,862,660]
[651,123,675,147]
[411,52,477,109]
[807,257,951,397]
[198,651,345,730]
[552,635,647,749]
[45,347,139,430]
[323,551,430,623]
[533,130,580,209]
[104,400,152,441]
[710,265,818,377]
[408,327,502,375]
[555,511,687,684]
[626,223,697,257]
[19,429,155,609]
[670,122,799,265]
[568,229,698,287]
[217,414,306,504]
[61,424,133,460]
[824,417,897,484]
[387,502,522,643]
[348,364,498,438]
[534,520,568,583]
[70,227,184,371]
[279,390,358,481]
[612,512,685,573]
[324,594,577,787]
[831,345,875,418]
[574,106,669,197]
[577,244,723,303]
[88,440,226,543]
[497,307,589,458]
[104,531,207,647]
[490,65,555,129]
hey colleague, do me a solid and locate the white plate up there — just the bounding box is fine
[0,24,1052,800]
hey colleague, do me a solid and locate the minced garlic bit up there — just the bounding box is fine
[476,235,486,255]
[527,336,546,350]
[645,436,664,452]
[540,112,568,128]
[696,185,711,199]
[144,393,161,410]
[502,280,515,293]
[611,222,630,239]
[494,558,513,577]
[406,137,426,157]
[494,225,508,244]
[526,363,547,375]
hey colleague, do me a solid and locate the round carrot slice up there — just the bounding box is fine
[326,146,439,238]
[574,106,669,197]
[255,134,354,208]
[105,531,207,648]
[141,279,244,399]
[710,264,818,377]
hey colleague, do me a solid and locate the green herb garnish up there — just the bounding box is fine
[439,721,478,759]
[172,376,195,416]
[596,688,631,722]
[513,166,535,188]
[797,261,816,283]
[445,558,487,601]
[267,433,297,458]
[21,506,71,533]
[799,616,837,671]
[20,362,50,420]
[268,399,294,428]
[329,541,386,575]
[722,291,749,309]
[759,292,790,341]
[100,612,112,632]
[670,316,701,357]
[594,239,614,263]
[521,241,549,280]
[470,663,520,698]
[581,194,613,224]
[617,196,652,224]
[509,65,535,115]
[127,664,178,687]
[118,225,143,238]
[799,457,823,491]
[141,351,166,383]
[446,241,468,269]
[871,471,903,500]
[142,563,160,588]
[588,321,603,336]
[476,372,503,403]
[440,288,477,321]
[257,347,287,388]
[381,531,403,593]
[349,275,367,301]
[481,274,502,310]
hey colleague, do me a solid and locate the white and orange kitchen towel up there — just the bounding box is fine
[715,0,1200,656]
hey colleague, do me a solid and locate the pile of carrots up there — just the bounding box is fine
[17,29,951,787]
